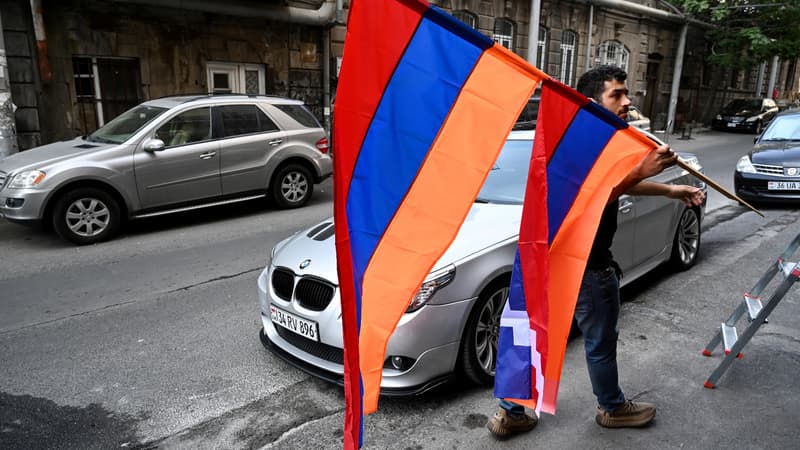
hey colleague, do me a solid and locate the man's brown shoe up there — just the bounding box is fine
[595,399,656,428]
[486,407,538,438]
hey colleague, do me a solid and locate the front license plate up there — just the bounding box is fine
[727,123,737,128]
[767,181,800,190]
[270,305,319,341]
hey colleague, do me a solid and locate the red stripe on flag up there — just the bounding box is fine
[334,1,427,448]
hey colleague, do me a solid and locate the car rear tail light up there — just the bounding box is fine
[316,137,329,154]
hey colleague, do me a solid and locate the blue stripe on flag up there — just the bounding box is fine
[546,107,616,243]
[346,15,484,289]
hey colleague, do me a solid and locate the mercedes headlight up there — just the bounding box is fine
[736,155,756,174]
[8,170,46,189]
[406,264,456,313]
[745,116,759,122]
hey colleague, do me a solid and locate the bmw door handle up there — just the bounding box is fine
[618,199,633,214]
[199,151,216,159]
[268,139,283,146]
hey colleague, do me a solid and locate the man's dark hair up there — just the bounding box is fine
[576,65,627,102]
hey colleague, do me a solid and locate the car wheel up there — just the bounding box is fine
[459,278,509,386]
[52,187,120,245]
[270,163,313,209]
[669,207,701,271]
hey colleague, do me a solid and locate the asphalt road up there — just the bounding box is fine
[2,131,799,449]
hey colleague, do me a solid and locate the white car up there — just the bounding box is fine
[257,130,706,395]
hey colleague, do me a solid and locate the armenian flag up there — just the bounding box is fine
[333,0,546,447]
[494,78,660,415]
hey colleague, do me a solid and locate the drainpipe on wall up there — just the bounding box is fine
[323,27,331,134]
[755,62,766,97]
[664,23,687,139]
[0,10,18,158]
[29,0,51,83]
[323,0,344,135]
[767,56,779,98]
[527,0,541,66]
[584,4,594,73]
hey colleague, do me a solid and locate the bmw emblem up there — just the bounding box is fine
[788,168,798,176]
[299,259,311,269]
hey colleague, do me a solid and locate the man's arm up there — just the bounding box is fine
[608,143,676,201]
[608,143,705,206]
[628,181,705,207]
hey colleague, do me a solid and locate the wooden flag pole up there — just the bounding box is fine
[676,158,765,217]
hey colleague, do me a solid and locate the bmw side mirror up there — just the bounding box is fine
[143,138,165,152]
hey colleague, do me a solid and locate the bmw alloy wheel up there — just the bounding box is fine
[476,284,508,376]
[671,208,701,270]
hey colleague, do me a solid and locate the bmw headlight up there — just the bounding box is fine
[8,170,46,189]
[736,155,756,174]
[269,236,293,265]
[406,264,456,313]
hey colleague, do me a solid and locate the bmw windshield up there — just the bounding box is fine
[86,105,168,144]
[476,139,533,205]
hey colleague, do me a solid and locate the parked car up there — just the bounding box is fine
[256,129,706,395]
[734,109,800,203]
[712,98,779,134]
[0,94,332,244]
[626,105,651,132]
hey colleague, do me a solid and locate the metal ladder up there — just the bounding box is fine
[702,231,800,389]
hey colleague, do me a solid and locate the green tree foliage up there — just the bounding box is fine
[667,0,800,68]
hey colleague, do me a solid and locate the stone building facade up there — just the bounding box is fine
[1,0,798,152]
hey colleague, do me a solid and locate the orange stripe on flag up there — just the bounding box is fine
[538,129,654,412]
[358,45,545,413]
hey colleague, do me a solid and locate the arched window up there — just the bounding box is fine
[452,10,477,29]
[537,27,548,70]
[493,18,515,51]
[596,40,629,73]
[559,30,578,86]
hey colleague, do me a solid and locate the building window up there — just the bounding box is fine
[493,18,514,51]
[71,56,141,133]
[559,30,578,86]
[596,41,629,73]
[452,10,477,29]
[537,27,548,70]
[206,62,265,95]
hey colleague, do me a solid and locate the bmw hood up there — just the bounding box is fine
[0,137,115,173]
[271,203,522,285]
[750,141,800,166]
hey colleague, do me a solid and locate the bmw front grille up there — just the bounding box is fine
[271,266,336,311]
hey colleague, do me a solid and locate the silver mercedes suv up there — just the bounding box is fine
[0,95,332,245]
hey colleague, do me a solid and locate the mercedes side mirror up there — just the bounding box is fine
[143,138,166,152]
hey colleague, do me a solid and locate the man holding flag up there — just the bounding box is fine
[488,65,705,438]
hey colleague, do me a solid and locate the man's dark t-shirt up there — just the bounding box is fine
[586,198,618,270]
